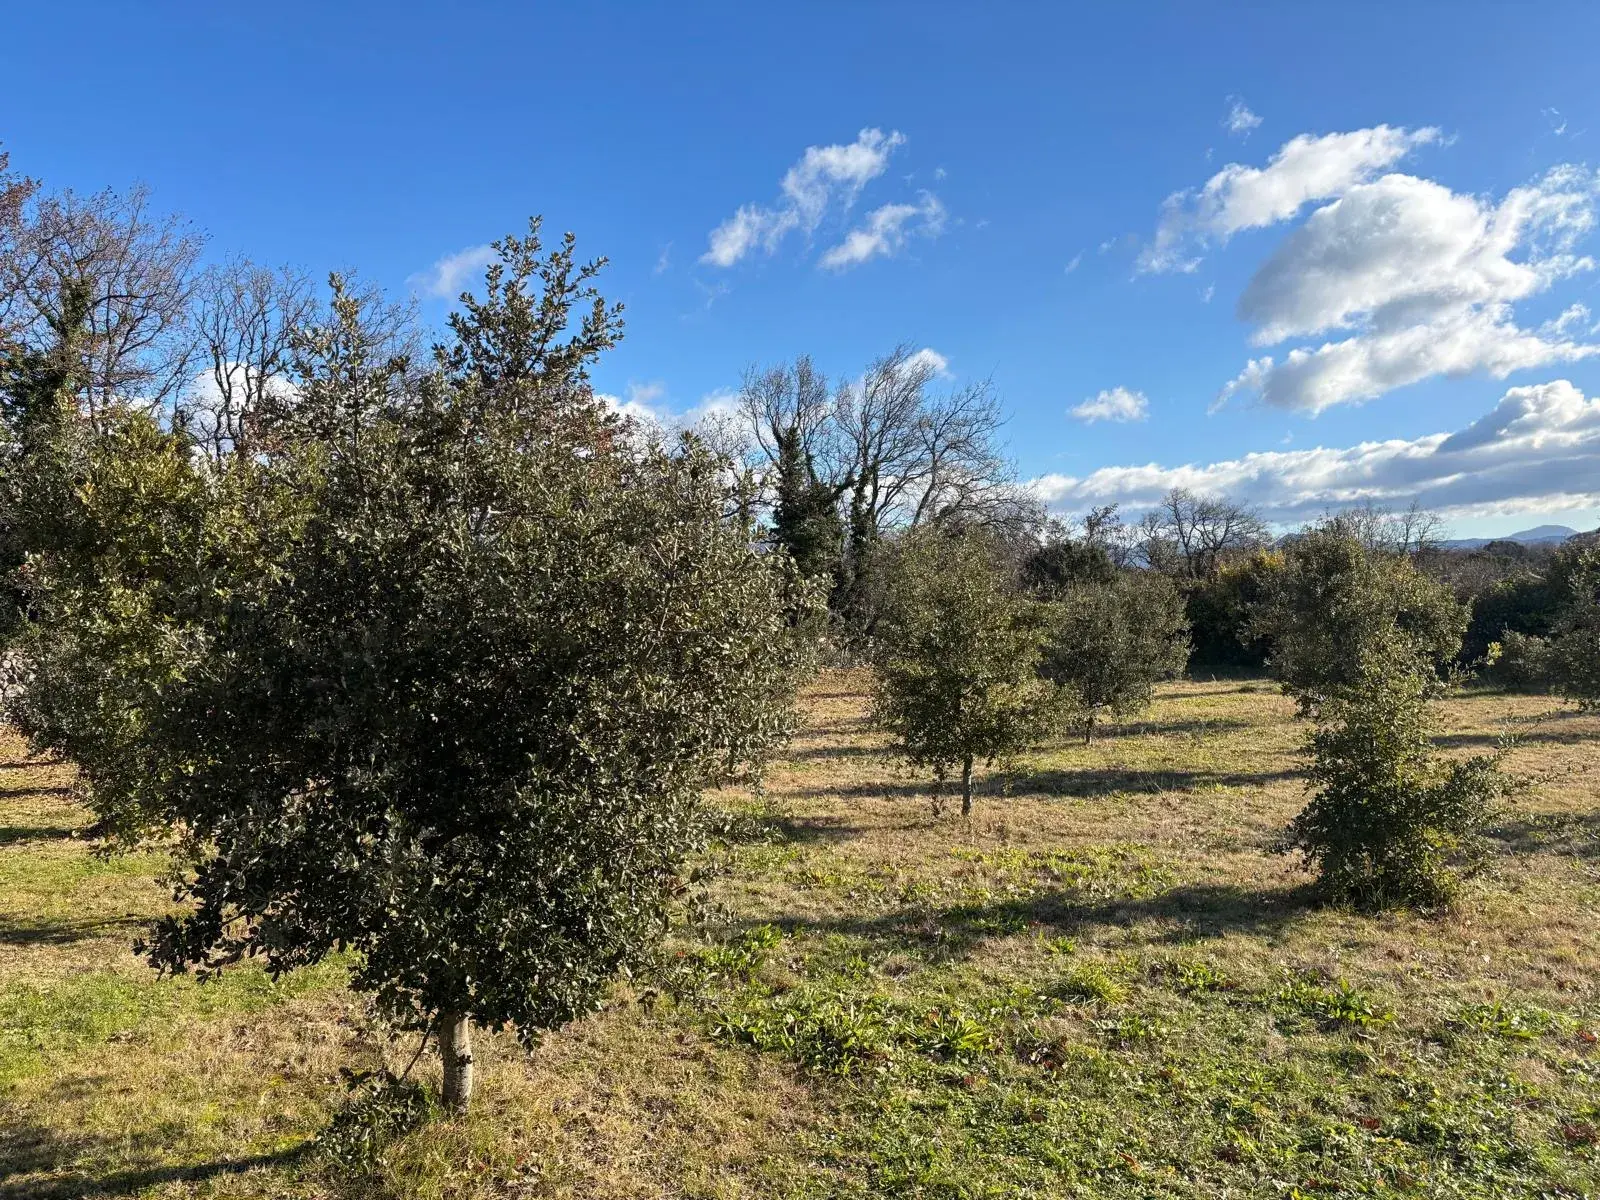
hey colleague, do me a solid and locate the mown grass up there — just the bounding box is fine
[0,678,1596,1197]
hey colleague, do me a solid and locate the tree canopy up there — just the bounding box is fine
[3,224,816,1109]
[870,526,1060,814]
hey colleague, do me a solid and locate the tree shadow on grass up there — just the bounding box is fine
[1091,716,1255,740]
[786,742,891,763]
[0,1118,309,1199]
[1434,727,1599,750]
[783,778,943,804]
[0,914,149,948]
[762,879,1321,962]
[0,785,73,800]
[710,806,937,847]
[0,825,79,847]
[1491,810,1600,860]
[1004,765,1301,800]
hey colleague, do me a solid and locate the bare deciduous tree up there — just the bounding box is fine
[2,184,203,423]
[739,343,1027,544]
[180,258,317,457]
[1139,487,1270,580]
[1324,500,1444,557]
[0,148,40,343]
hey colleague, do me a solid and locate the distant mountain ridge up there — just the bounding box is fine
[1440,524,1580,550]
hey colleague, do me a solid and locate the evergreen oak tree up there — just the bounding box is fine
[1251,520,1466,711]
[870,526,1060,815]
[1038,571,1190,742]
[3,224,816,1110]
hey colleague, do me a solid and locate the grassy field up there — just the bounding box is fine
[1,672,1597,1198]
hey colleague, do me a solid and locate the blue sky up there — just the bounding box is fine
[6,2,1600,536]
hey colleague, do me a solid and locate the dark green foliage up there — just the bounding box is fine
[1020,533,1116,593]
[1038,571,1190,741]
[1285,638,1513,908]
[871,526,1061,814]
[770,423,844,582]
[0,281,92,650]
[1253,523,1466,710]
[318,1069,434,1171]
[1464,571,1556,672]
[1504,543,1600,705]
[6,224,816,1054]
[1183,550,1283,670]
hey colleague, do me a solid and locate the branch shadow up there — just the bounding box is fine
[0,914,149,947]
[1005,765,1301,800]
[785,742,891,764]
[1491,811,1600,860]
[0,1118,309,1199]
[0,785,73,800]
[0,825,79,847]
[1434,727,1598,750]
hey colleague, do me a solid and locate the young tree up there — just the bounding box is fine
[1038,571,1190,742]
[1286,636,1513,907]
[1252,521,1466,710]
[870,526,1060,815]
[4,224,816,1111]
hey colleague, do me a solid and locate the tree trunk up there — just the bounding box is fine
[961,755,974,816]
[440,1011,475,1111]
[1083,717,1095,745]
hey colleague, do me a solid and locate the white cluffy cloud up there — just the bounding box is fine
[1223,97,1262,138]
[1071,387,1149,424]
[408,243,498,299]
[702,128,943,271]
[820,193,946,270]
[1138,124,1439,273]
[1221,165,1600,413]
[1033,379,1600,523]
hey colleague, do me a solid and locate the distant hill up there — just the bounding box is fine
[1440,524,1580,550]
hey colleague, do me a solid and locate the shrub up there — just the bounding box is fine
[1184,550,1282,670]
[1284,638,1514,907]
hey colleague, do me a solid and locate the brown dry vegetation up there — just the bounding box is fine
[1,674,1597,1198]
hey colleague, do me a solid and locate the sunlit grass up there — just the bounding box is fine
[0,678,1596,1197]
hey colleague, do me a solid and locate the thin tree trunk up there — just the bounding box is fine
[961,755,973,816]
[440,1011,475,1111]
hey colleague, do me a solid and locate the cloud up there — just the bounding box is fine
[819,193,945,270]
[1223,97,1262,138]
[1071,387,1149,424]
[598,381,671,425]
[1033,379,1600,523]
[596,382,740,430]
[408,243,498,299]
[1220,165,1600,412]
[702,128,913,268]
[1138,125,1439,273]
[901,347,950,378]
[1064,251,1083,274]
